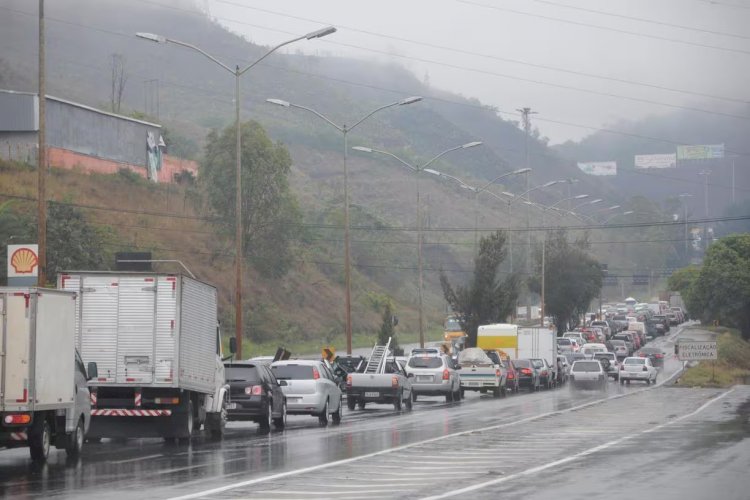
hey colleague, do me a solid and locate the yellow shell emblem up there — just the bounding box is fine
[11,248,38,274]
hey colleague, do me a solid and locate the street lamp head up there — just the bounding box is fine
[513,168,532,175]
[574,194,589,199]
[462,141,483,149]
[266,98,290,107]
[542,180,560,188]
[352,146,373,153]
[622,211,634,215]
[136,32,166,43]
[607,205,621,210]
[501,191,515,198]
[423,168,441,176]
[399,96,423,105]
[305,26,337,39]
[589,198,603,205]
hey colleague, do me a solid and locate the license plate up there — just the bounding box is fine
[467,381,479,386]
[416,376,432,382]
[365,392,379,398]
[227,403,237,410]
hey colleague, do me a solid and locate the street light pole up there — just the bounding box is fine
[137,26,336,360]
[678,194,693,263]
[352,142,482,348]
[269,97,422,354]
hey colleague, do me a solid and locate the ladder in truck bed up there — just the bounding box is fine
[364,337,391,374]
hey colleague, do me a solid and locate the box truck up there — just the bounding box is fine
[0,288,96,461]
[58,272,229,442]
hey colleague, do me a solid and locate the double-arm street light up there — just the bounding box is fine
[267,97,422,354]
[137,26,336,360]
[353,142,483,348]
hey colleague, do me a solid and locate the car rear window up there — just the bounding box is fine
[557,339,571,345]
[594,353,615,360]
[624,358,646,365]
[530,359,544,368]
[408,357,443,369]
[271,364,315,380]
[572,361,601,372]
[225,366,260,383]
[514,359,531,368]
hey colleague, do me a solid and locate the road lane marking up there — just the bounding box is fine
[167,336,691,500]
[110,453,163,464]
[421,387,736,499]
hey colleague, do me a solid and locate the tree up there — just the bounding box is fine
[200,121,302,278]
[377,301,399,353]
[440,231,519,348]
[529,230,602,335]
[689,234,750,339]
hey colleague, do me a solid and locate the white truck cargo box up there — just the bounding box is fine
[58,272,218,395]
[0,288,76,412]
[517,328,556,366]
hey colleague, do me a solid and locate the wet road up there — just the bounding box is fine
[1,324,747,499]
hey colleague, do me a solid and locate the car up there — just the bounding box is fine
[569,360,607,391]
[224,362,287,431]
[590,321,611,339]
[637,347,666,367]
[556,337,574,353]
[665,312,679,326]
[609,339,629,359]
[513,359,541,392]
[530,358,555,389]
[619,356,658,385]
[564,352,587,365]
[505,359,521,393]
[406,352,461,402]
[651,315,671,333]
[457,348,506,398]
[563,332,586,346]
[612,334,635,356]
[593,352,619,380]
[612,315,629,331]
[271,360,344,425]
[556,355,570,385]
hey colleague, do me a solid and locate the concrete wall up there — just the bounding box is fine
[0,131,38,163]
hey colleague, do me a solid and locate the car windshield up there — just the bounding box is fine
[271,364,315,380]
[624,358,646,365]
[408,357,443,369]
[572,361,601,372]
[225,365,261,383]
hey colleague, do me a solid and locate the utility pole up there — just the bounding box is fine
[517,107,537,320]
[698,170,711,254]
[37,0,46,287]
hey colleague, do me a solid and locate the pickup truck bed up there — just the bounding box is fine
[346,361,412,411]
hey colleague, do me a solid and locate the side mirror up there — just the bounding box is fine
[278,380,288,386]
[87,362,98,381]
[229,337,237,355]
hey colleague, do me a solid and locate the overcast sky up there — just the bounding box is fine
[207,0,750,144]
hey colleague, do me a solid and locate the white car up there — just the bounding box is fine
[271,360,344,425]
[619,357,657,385]
[563,332,586,346]
[593,352,620,380]
[569,360,607,391]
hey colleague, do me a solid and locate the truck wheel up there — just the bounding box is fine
[501,385,507,397]
[65,417,85,458]
[210,408,227,440]
[29,418,51,462]
[318,400,330,425]
[405,393,413,411]
[347,397,356,411]
[394,393,403,411]
[178,401,194,445]
[259,401,272,432]
[273,401,287,430]
[357,399,366,410]
[492,387,501,398]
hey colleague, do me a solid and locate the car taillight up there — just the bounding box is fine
[521,368,532,375]
[3,413,31,425]
[655,354,664,358]
[245,385,263,396]
[392,376,399,388]
[442,369,450,380]
[495,369,501,378]
[643,366,648,372]
[639,353,646,357]
[346,374,352,388]
[620,365,625,370]
[312,367,320,380]
[507,371,515,379]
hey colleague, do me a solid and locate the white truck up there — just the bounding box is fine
[517,328,558,386]
[1,288,97,461]
[58,272,229,442]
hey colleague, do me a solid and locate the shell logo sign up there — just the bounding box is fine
[7,244,39,279]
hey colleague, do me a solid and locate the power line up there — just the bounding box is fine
[212,0,748,105]
[456,0,750,56]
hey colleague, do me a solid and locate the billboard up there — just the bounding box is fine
[577,161,617,176]
[676,144,724,160]
[7,244,39,286]
[634,153,676,169]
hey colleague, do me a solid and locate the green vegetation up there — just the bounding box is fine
[529,230,602,334]
[678,328,750,387]
[440,231,519,348]
[377,301,399,353]
[670,234,750,340]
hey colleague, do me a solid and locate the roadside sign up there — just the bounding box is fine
[677,341,717,361]
[7,244,39,286]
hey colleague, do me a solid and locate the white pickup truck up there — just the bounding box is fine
[457,348,505,398]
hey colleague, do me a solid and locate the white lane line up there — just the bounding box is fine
[110,453,163,464]
[421,387,736,499]
[244,489,412,496]
[167,358,690,500]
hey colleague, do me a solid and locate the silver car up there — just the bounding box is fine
[406,353,461,402]
[270,360,343,425]
[569,360,607,391]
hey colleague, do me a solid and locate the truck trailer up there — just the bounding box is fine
[0,288,96,461]
[58,272,228,442]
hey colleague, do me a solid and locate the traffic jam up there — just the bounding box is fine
[1,274,684,464]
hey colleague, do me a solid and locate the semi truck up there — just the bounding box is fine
[0,288,97,461]
[58,272,229,442]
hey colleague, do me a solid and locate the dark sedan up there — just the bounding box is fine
[224,362,287,431]
[637,347,666,367]
[513,359,541,392]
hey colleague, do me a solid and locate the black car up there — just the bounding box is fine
[651,315,671,333]
[224,362,287,431]
[513,359,541,392]
[638,347,666,367]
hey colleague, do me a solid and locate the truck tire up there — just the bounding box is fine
[405,393,413,411]
[347,397,356,411]
[357,399,366,410]
[273,401,287,430]
[394,392,403,411]
[65,417,85,458]
[209,408,227,440]
[177,401,194,445]
[501,385,507,397]
[492,387,501,398]
[29,418,51,462]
